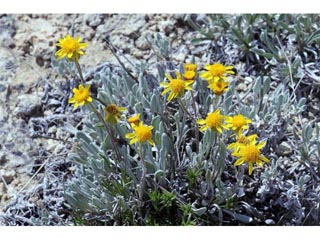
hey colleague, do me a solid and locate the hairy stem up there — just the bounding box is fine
[138,143,146,200]
[88,102,122,168]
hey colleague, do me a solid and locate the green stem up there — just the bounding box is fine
[190,91,200,154]
[92,96,108,107]
[178,98,195,120]
[74,59,85,85]
[138,143,146,200]
[178,98,199,154]
[88,102,122,168]
[213,95,220,111]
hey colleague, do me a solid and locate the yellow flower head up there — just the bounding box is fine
[226,114,252,135]
[183,63,197,81]
[227,134,258,152]
[104,104,127,125]
[68,84,92,109]
[183,71,196,81]
[128,113,141,127]
[197,109,229,133]
[160,72,194,102]
[125,122,155,146]
[200,63,234,83]
[232,141,270,175]
[208,79,229,96]
[55,34,88,61]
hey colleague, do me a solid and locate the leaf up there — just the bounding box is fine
[302,124,313,142]
[262,76,271,96]
[223,209,253,224]
[306,29,320,45]
[250,48,274,60]
[192,207,207,216]
[253,76,261,96]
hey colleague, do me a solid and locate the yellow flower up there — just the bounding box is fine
[125,122,155,146]
[128,113,141,127]
[227,134,258,152]
[232,141,270,175]
[183,71,196,81]
[226,114,252,135]
[160,72,193,102]
[200,63,234,83]
[197,109,229,133]
[104,104,127,125]
[68,84,92,109]
[183,63,197,81]
[208,79,229,96]
[55,34,88,61]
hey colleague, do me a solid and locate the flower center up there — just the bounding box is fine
[233,115,246,128]
[136,125,152,142]
[206,112,222,128]
[209,63,226,77]
[76,88,90,102]
[105,104,119,115]
[170,79,185,94]
[242,145,260,162]
[62,38,79,52]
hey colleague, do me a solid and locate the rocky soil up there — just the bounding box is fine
[0,14,204,222]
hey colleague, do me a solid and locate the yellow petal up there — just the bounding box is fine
[67,52,73,58]
[167,92,175,102]
[165,73,173,81]
[199,125,208,132]
[175,71,182,79]
[259,155,270,163]
[148,139,156,147]
[257,141,266,149]
[161,87,171,96]
[196,119,206,125]
[129,138,138,145]
[234,158,245,166]
[160,82,169,87]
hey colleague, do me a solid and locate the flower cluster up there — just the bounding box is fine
[200,63,234,96]
[157,61,269,175]
[55,34,155,148]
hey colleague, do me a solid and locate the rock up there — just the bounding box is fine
[114,15,146,37]
[159,19,175,36]
[13,94,42,119]
[84,14,104,28]
[135,36,150,51]
[0,151,7,165]
[265,219,275,225]
[172,52,186,62]
[277,142,292,156]
[0,169,16,184]
[131,48,144,59]
[109,35,134,53]
[48,126,57,134]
